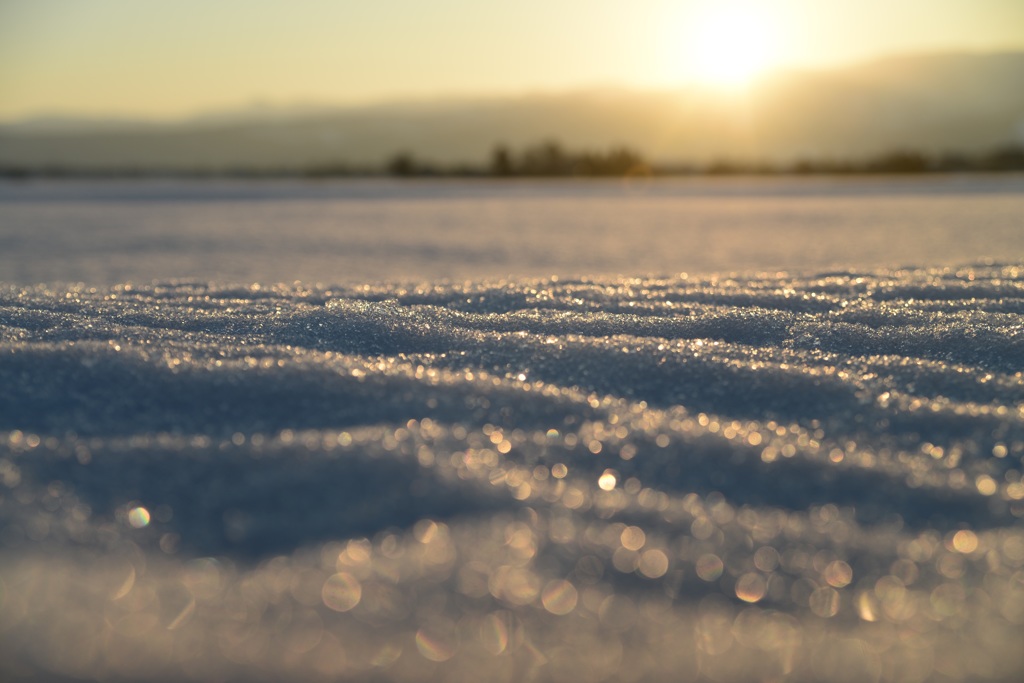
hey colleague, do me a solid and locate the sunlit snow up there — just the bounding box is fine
[2,261,1024,681]
[0,264,1019,679]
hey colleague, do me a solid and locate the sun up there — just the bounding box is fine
[689,5,778,89]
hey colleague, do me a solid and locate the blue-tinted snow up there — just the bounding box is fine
[2,262,1024,682]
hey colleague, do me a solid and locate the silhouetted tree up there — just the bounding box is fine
[985,145,1024,171]
[867,150,930,173]
[387,152,418,177]
[519,141,570,175]
[490,145,514,176]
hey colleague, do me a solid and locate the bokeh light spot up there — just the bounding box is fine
[824,560,853,588]
[735,573,767,603]
[415,624,458,662]
[952,530,978,554]
[321,572,362,612]
[696,554,724,582]
[638,549,670,579]
[620,526,646,551]
[127,506,151,529]
[541,580,578,615]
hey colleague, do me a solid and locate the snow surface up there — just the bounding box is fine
[4,176,1024,285]
[2,264,1024,682]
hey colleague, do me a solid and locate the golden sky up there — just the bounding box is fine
[1,0,1023,121]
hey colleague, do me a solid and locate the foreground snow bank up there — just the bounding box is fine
[2,264,1024,682]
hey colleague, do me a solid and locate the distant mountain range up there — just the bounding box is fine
[2,51,1022,171]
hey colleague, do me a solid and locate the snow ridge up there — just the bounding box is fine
[1,264,1023,682]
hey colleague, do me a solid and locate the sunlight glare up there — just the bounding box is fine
[690,4,778,89]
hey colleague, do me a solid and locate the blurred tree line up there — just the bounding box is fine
[3,142,1023,179]
[696,145,1024,176]
[488,141,650,177]
[372,142,650,178]
[373,142,1024,177]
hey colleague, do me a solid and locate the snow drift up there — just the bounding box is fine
[1,264,1023,681]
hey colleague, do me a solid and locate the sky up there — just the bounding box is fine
[1,0,1023,121]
